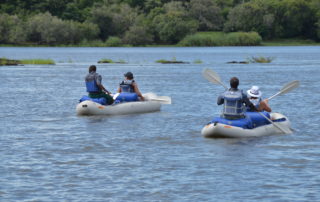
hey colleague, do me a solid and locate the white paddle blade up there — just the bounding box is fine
[202,68,221,85]
[268,80,300,100]
[143,93,172,104]
[279,80,300,95]
[202,68,228,90]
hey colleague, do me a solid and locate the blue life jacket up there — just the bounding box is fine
[86,80,100,93]
[120,80,135,93]
[85,72,101,93]
[222,90,245,118]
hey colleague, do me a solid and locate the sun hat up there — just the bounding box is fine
[124,72,134,79]
[247,86,262,98]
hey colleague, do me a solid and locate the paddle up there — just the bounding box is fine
[202,68,292,134]
[268,80,300,100]
[143,92,172,104]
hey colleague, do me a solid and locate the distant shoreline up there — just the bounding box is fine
[1,39,319,48]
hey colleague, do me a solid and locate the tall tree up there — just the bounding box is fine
[190,0,223,31]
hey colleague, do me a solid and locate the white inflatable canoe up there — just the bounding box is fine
[201,112,291,138]
[76,93,170,116]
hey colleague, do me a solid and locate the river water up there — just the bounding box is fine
[0,47,319,201]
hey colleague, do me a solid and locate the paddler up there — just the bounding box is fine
[217,77,256,119]
[117,71,144,101]
[85,65,114,105]
[246,86,272,112]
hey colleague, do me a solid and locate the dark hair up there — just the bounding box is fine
[89,65,96,73]
[124,72,134,79]
[230,77,239,88]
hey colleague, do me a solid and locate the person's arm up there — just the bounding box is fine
[117,86,121,93]
[217,94,224,105]
[99,84,111,94]
[259,99,272,112]
[96,74,111,94]
[133,82,144,101]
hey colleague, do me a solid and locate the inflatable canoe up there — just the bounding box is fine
[201,112,291,138]
[76,92,170,116]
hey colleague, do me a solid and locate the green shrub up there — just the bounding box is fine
[225,32,262,46]
[123,25,153,46]
[179,31,262,46]
[105,36,122,47]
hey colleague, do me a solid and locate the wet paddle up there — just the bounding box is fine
[202,68,292,134]
[143,92,172,104]
[268,80,300,100]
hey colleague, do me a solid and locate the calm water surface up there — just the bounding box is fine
[0,47,320,201]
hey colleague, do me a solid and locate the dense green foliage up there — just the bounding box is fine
[0,0,319,46]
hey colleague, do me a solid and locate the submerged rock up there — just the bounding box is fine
[227,61,249,64]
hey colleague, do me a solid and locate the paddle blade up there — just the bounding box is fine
[279,80,300,95]
[143,92,172,104]
[202,68,221,85]
[202,68,228,89]
[268,80,300,100]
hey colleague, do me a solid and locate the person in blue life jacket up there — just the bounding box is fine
[247,86,272,112]
[217,77,257,119]
[117,72,144,101]
[85,65,114,105]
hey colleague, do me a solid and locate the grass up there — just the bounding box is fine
[20,59,55,65]
[193,59,203,64]
[262,38,319,46]
[98,59,114,63]
[156,57,189,64]
[98,58,127,64]
[247,56,274,63]
[179,31,262,46]
[0,58,55,65]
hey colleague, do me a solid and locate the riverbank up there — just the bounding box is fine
[1,38,319,47]
[262,38,320,46]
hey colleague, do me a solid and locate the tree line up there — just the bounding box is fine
[0,0,319,46]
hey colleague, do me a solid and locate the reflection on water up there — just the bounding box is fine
[0,47,320,201]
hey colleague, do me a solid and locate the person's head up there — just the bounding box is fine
[89,65,96,73]
[124,72,134,80]
[230,77,239,88]
[247,86,262,99]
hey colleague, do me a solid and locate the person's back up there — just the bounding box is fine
[217,77,255,119]
[85,71,101,93]
[118,72,144,101]
[119,79,135,93]
[85,65,113,105]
